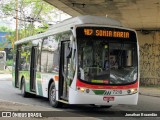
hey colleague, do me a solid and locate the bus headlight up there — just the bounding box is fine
[80,88,85,92]
[77,87,85,92]
[127,88,138,94]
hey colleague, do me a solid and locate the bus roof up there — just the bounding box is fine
[48,15,121,30]
[0,51,6,53]
[15,15,122,45]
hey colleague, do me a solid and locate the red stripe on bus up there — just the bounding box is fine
[76,79,138,89]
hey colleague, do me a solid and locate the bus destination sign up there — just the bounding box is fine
[76,27,136,41]
[84,29,129,38]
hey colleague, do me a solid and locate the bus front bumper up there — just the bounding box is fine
[69,88,138,105]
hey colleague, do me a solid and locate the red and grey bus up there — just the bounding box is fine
[13,15,139,108]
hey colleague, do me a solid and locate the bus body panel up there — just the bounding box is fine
[69,87,138,105]
[35,73,59,98]
[19,71,30,91]
[37,73,53,97]
[17,72,59,98]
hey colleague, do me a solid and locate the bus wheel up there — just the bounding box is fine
[21,79,28,97]
[49,82,62,108]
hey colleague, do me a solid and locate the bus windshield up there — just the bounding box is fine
[77,39,138,85]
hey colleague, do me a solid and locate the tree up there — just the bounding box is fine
[5,32,15,49]
[0,26,13,32]
[1,0,59,35]
[0,0,61,48]
[0,26,13,50]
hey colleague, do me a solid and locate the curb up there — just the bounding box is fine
[139,92,160,98]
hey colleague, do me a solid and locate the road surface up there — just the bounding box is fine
[0,75,159,120]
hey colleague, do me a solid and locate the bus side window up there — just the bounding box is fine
[19,46,31,71]
[66,43,76,86]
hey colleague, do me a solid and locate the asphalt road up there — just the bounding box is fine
[0,76,160,120]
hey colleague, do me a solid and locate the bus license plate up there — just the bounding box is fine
[103,96,114,101]
[104,90,122,95]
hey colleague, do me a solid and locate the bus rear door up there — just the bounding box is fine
[30,46,37,92]
[15,49,20,88]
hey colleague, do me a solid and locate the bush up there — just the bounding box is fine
[6,59,13,66]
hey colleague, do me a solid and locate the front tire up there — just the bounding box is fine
[49,82,62,108]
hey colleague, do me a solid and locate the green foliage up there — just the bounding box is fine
[35,23,49,34]
[1,2,15,16]
[6,59,13,66]
[0,26,12,49]
[5,31,16,48]
[0,26,13,32]
[0,0,58,47]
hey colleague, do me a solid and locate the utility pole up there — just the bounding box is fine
[15,0,18,41]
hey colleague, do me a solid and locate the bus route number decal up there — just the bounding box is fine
[104,90,122,95]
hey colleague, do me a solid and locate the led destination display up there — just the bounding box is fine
[76,27,136,41]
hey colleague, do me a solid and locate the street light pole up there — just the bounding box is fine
[15,0,18,41]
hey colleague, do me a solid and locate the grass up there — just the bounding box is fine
[140,85,160,89]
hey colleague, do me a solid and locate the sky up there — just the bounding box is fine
[0,18,15,30]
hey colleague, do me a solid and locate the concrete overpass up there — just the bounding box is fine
[44,0,160,29]
[44,0,160,86]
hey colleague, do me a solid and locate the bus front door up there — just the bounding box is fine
[30,47,37,92]
[59,40,70,101]
[15,49,20,88]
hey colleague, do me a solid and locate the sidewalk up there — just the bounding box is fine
[139,87,160,97]
[0,73,12,81]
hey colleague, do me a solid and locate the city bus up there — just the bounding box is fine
[12,15,139,108]
[0,51,6,70]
